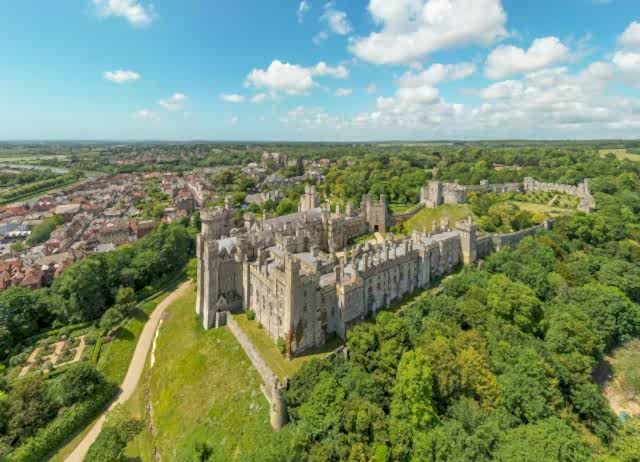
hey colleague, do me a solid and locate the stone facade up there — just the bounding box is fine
[421,178,595,212]
[196,190,554,356]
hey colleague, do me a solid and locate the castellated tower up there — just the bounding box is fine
[361,194,388,233]
[195,199,235,327]
[456,216,478,265]
[298,184,320,212]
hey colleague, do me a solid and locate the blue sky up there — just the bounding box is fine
[1,0,639,140]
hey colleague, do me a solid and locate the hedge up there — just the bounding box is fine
[91,337,104,365]
[8,383,118,462]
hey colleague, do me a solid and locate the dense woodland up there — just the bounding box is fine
[241,148,640,462]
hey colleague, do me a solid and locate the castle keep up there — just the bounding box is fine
[196,183,560,357]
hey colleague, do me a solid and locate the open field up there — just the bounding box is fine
[148,289,274,461]
[509,201,575,218]
[600,339,640,418]
[233,312,342,381]
[401,204,473,234]
[599,148,640,162]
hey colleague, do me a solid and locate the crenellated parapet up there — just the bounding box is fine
[422,178,595,212]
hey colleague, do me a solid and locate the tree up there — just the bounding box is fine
[8,375,55,445]
[390,350,436,432]
[487,275,543,335]
[52,363,108,406]
[100,307,126,334]
[494,417,591,462]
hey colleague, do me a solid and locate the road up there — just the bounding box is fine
[65,280,193,462]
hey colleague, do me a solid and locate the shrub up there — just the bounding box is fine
[8,383,117,462]
[277,337,286,354]
[9,352,28,368]
[247,309,256,321]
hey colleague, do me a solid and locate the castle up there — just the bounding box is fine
[421,177,595,212]
[196,183,558,357]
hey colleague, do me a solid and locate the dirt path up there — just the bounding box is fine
[65,281,193,462]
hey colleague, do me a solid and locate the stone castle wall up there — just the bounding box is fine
[422,178,595,212]
[227,314,287,430]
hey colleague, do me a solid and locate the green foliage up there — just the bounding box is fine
[85,405,143,462]
[26,215,64,246]
[8,382,117,462]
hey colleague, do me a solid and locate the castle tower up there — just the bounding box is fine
[421,181,443,208]
[299,185,320,212]
[457,216,478,265]
[270,383,289,430]
[362,194,388,233]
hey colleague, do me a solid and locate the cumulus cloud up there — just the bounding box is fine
[618,21,640,49]
[481,80,523,99]
[132,109,157,120]
[92,0,154,26]
[350,0,507,65]
[485,37,570,80]
[220,93,245,103]
[103,70,140,83]
[313,61,349,78]
[159,93,186,111]
[251,93,268,103]
[613,51,640,82]
[313,31,329,45]
[245,60,348,96]
[297,0,310,23]
[321,8,351,35]
[347,60,634,139]
[396,62,476,88]
[335,88,352,96]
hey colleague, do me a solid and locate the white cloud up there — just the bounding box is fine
[335,88,352,97]
[347,61,634,139]
[159,93,186,111]
[312,62,349,78]
[251,93,268,103]
[229,116,239,124]
[245,60,348,96]
[366,84,377,94]
[220,93,245,103]
[618,21,640,49]
[485,37,570,80]
[481,80,523,99]
[313,31,329,45]
[613,51,640,82]
[321,8,351,35]
[297,0,310,23]
[351,0,507,65]
[103,70,140,83]
[92,0,154,26]
[132,109,157,120]
[397,62,476,88]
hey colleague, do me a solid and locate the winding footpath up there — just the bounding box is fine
[65,281,193,462]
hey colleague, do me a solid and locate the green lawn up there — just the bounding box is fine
[401,204,473,234]
[599,148,640,162]
[509,201,575,218]
[148,290,274,461]
[233,313,341,381]
[96,291,171,384]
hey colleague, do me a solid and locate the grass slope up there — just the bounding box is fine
[233,313,341,381]
[149,289,273,461]
[96,291,170,384]
[401,204,473,234]
[599,148,640,162]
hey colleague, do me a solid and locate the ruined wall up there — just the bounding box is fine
[421,180,521,208]
[227,314,288,430]
[476,220,553,259]
[523,177,595,212]
[392,203,425,227]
